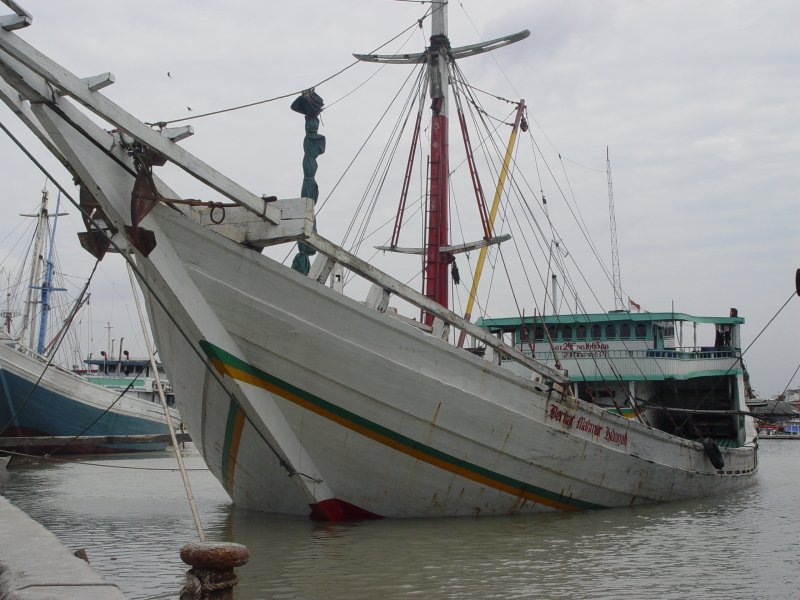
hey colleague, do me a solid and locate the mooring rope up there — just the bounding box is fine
[127,262,206,543]
[180,569,239,600]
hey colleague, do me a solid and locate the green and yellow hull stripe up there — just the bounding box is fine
[201,340,604,512]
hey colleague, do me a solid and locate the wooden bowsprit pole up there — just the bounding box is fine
[0,10,342,517]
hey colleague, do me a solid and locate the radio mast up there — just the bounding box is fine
[607,146,623,310]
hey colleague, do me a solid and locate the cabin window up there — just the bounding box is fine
[519,327,530,342]
[561,325,573,340]
[533,325,544,341]
[635,323,647,339]
[591,324,601,339]
[547,325,557,341]
[620,323,631,339]
[605,324,616,339]
[576,325,587,339]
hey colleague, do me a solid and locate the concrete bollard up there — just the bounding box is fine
[179,542,249,600]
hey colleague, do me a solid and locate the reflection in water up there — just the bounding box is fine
[4,443,798,599]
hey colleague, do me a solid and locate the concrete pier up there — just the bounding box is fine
[0,495,126,599]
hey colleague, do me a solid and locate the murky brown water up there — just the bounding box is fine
[4,442,798,599]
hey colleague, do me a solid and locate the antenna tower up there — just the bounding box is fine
[607,147,623,310]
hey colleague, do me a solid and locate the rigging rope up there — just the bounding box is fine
[0,258,100,437]
[147,8,433,128]
[674,289,799,427]
[127,262,206,543]
[44,369,145,456]
[0,120,312,492]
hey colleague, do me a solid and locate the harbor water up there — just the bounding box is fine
[4,441,798,600]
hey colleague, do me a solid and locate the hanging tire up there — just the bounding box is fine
[702,438,725,470]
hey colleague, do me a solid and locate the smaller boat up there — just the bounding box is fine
[758,419,800,439]
[0,190,181,455]
[478,309,753,448]
[74,351,177,407]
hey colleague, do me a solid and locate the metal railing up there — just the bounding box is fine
[502,347,742,380]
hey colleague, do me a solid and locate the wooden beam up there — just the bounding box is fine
[0,432,192,448]
[307,232,568,385]
[0,25,281,224]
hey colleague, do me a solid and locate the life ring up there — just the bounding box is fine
[702,438,725,470]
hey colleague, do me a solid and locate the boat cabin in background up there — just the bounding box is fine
[479,310,747,446]
[74,352,175,406]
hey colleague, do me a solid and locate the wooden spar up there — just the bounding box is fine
[307,232,569,386]
[457,100,526,348]
[353,30,530,64]
[352,13,530,326]
[376,234,511,255]
[0,40,340,513]
[453,88,491,239]
[0,0,32,31]
[0,433,191,448]
[0,23,281,224]
[391,77,427,249]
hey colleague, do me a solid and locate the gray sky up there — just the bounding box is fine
[1,0,798,396]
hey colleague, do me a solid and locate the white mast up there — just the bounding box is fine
[19,188,48,350]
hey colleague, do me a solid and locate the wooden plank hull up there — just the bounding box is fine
[143,208,757,518]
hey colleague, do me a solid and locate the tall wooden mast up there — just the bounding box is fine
[424,2,451,323]
[354,6,529,324]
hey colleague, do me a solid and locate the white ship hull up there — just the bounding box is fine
[142,209,756,518]
[0,9,757,519]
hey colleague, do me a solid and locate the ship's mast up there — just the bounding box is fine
[20,188,48,349]
[35,191,64,354]
[423,2,451,323]
[353,5,529,324]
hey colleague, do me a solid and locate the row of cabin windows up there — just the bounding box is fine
[520,322,648,342]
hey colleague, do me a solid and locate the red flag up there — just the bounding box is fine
[629,297,641,312]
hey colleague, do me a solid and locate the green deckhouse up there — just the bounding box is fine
[478,310,748,446]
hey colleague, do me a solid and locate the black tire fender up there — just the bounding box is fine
[702,438,725,470]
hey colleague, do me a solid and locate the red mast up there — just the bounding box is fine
[423,5,451,325]
[354,5,529,327]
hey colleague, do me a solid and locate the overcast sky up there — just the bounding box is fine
[0,0,798,396]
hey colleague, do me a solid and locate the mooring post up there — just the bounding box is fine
[179,542,249,600]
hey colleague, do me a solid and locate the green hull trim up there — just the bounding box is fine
[199,339,605,512]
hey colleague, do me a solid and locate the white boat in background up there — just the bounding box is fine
[75,353,177,408]
[0,2,757,518]
[0,188,180,455]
